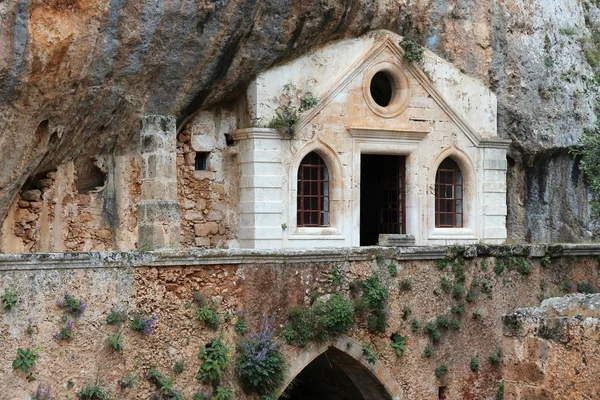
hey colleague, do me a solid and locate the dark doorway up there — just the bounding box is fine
[280,348,392,400]
[360,155,406,246]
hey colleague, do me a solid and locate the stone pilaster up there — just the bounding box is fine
[138,115,180,249]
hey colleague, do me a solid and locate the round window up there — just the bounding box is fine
[370,71,394,107]
[362,62,410,118]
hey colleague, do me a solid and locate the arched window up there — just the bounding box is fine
[435,158,463,228]
[297,152,329,227]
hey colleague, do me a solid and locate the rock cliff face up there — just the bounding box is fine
[0,0,598,244]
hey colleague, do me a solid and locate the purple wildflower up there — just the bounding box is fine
[130,310,158,335]
[57,292,85,318]
[32,384,54,400]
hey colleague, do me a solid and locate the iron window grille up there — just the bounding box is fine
[297,152,330,227]
[435,158,463,228]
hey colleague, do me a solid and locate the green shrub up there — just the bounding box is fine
[106,305,127,325]
[1,288,17,311]
[436,315,450,330]
[390,334,408,357]
[235,312,247,335]
[451,303,465,316]
[494,259,505,275]
[388,262,398,277]
[424,321,441,343]
[435,363,449,379]
[496,380,504,400]
[283,306,316,347]
[57,292,86,318]
[399,277,412,291]
[173,360,184,375]
[331,267,342,285]
[400,39,424,62]
[118,374,137,389]
[197,338,230,386]
[235,315,286,395]
[402,305,412,320]
[450,320,461,330]
[197,306,219,330]
[576,281,597,293]
[313,294,355,342]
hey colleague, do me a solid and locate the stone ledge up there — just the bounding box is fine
[0,243,598,271]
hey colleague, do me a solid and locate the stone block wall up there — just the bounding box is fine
[0,245,598,399]
[502,294,600,399]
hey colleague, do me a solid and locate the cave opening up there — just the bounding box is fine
[280,348,392,400]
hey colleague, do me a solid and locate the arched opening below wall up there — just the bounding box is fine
[280,347,394,400]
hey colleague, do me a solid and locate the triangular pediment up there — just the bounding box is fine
[293,34,501,147]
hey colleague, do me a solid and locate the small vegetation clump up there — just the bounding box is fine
[390,334,408,357]
[470,355,480,372]
[129,310,158,335]
[331,267,342,286]
[400,39,424,62]
[55,321,74,341]
[31,384,54,400]
[451,303,465,316]
[388,262,398,277]
[360,275,389,334]
[424,321,441,343]
[1,288,18,311]
[104,333,123,353]
[435,363,449,379]
[118,374,137,389]
[12,347,39,375]
[451,283,465,300]
[361,343,378,365]
[106,305,127,325]
[494,259,505,275]
[148,368,183,400]
[410,319,421,332]
[268,84,319,137]
[576,281,597,293]
[423,344,433,358]
[402,305,412,320]
[399,277,413,292]
[76,385,109,400]
[235,314,286,395]
[197,338,230,386]
[440,276,452,293]
[235,311,247,335]
[197,306,220,330]
[489,347,502,367]
[57,292,86,318]
[436,315,451,330]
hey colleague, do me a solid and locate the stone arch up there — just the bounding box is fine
[279,336,403,400]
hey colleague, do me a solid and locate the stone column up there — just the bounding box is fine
[138,115,181,249]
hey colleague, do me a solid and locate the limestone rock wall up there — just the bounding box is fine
[1,0,599,245]
[502,294,600,399]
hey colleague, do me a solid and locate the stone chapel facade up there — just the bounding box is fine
[224,30,510,249]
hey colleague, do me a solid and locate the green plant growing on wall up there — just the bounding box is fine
[388,262,398,277]
[268,84,319,137]
[440,276,451,293]
[57,292,86,318]
[76,385,109,400]
[435,363,449,379]
[489,347,502,367]
[331,267,342,286]
[423,344,433,358]
[399,276,413,291]
[105,332,123,353]
[197,338,230,386]
[496,380,504,400]
[284,306,316,346]
[106,305,127,325]
[470,354,480,372]
[361,274,389,334]
[390,334,408,357]
[400,39,424,62]
[450,320,461,330]
[173,360,184,375]
[31,384,54,400]
[1,288,17,311]
[451,303,465,316]
[473,309,483,320]
[436,315,451,330]
[410,319,421,332]
[402,305,412,320]
[494,259,505,275]
[214,386,234,400]
[55,320,74,340]
[197,306,220,330]
[313,294,355,342]
[118,374,137,389]
[424,321,441,343]
[235,314,286,395]
[148,368,184,400]
[541,255,551,268]
[451,283,465,300]
[129,310,158,335]
[235,311,247,335]
[361,343,378,365]
[13,347,39,375]
[576,280,597,293]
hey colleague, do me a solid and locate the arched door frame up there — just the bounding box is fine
[279,335,403,400]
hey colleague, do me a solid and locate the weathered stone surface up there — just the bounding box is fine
[20,190,41,202]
